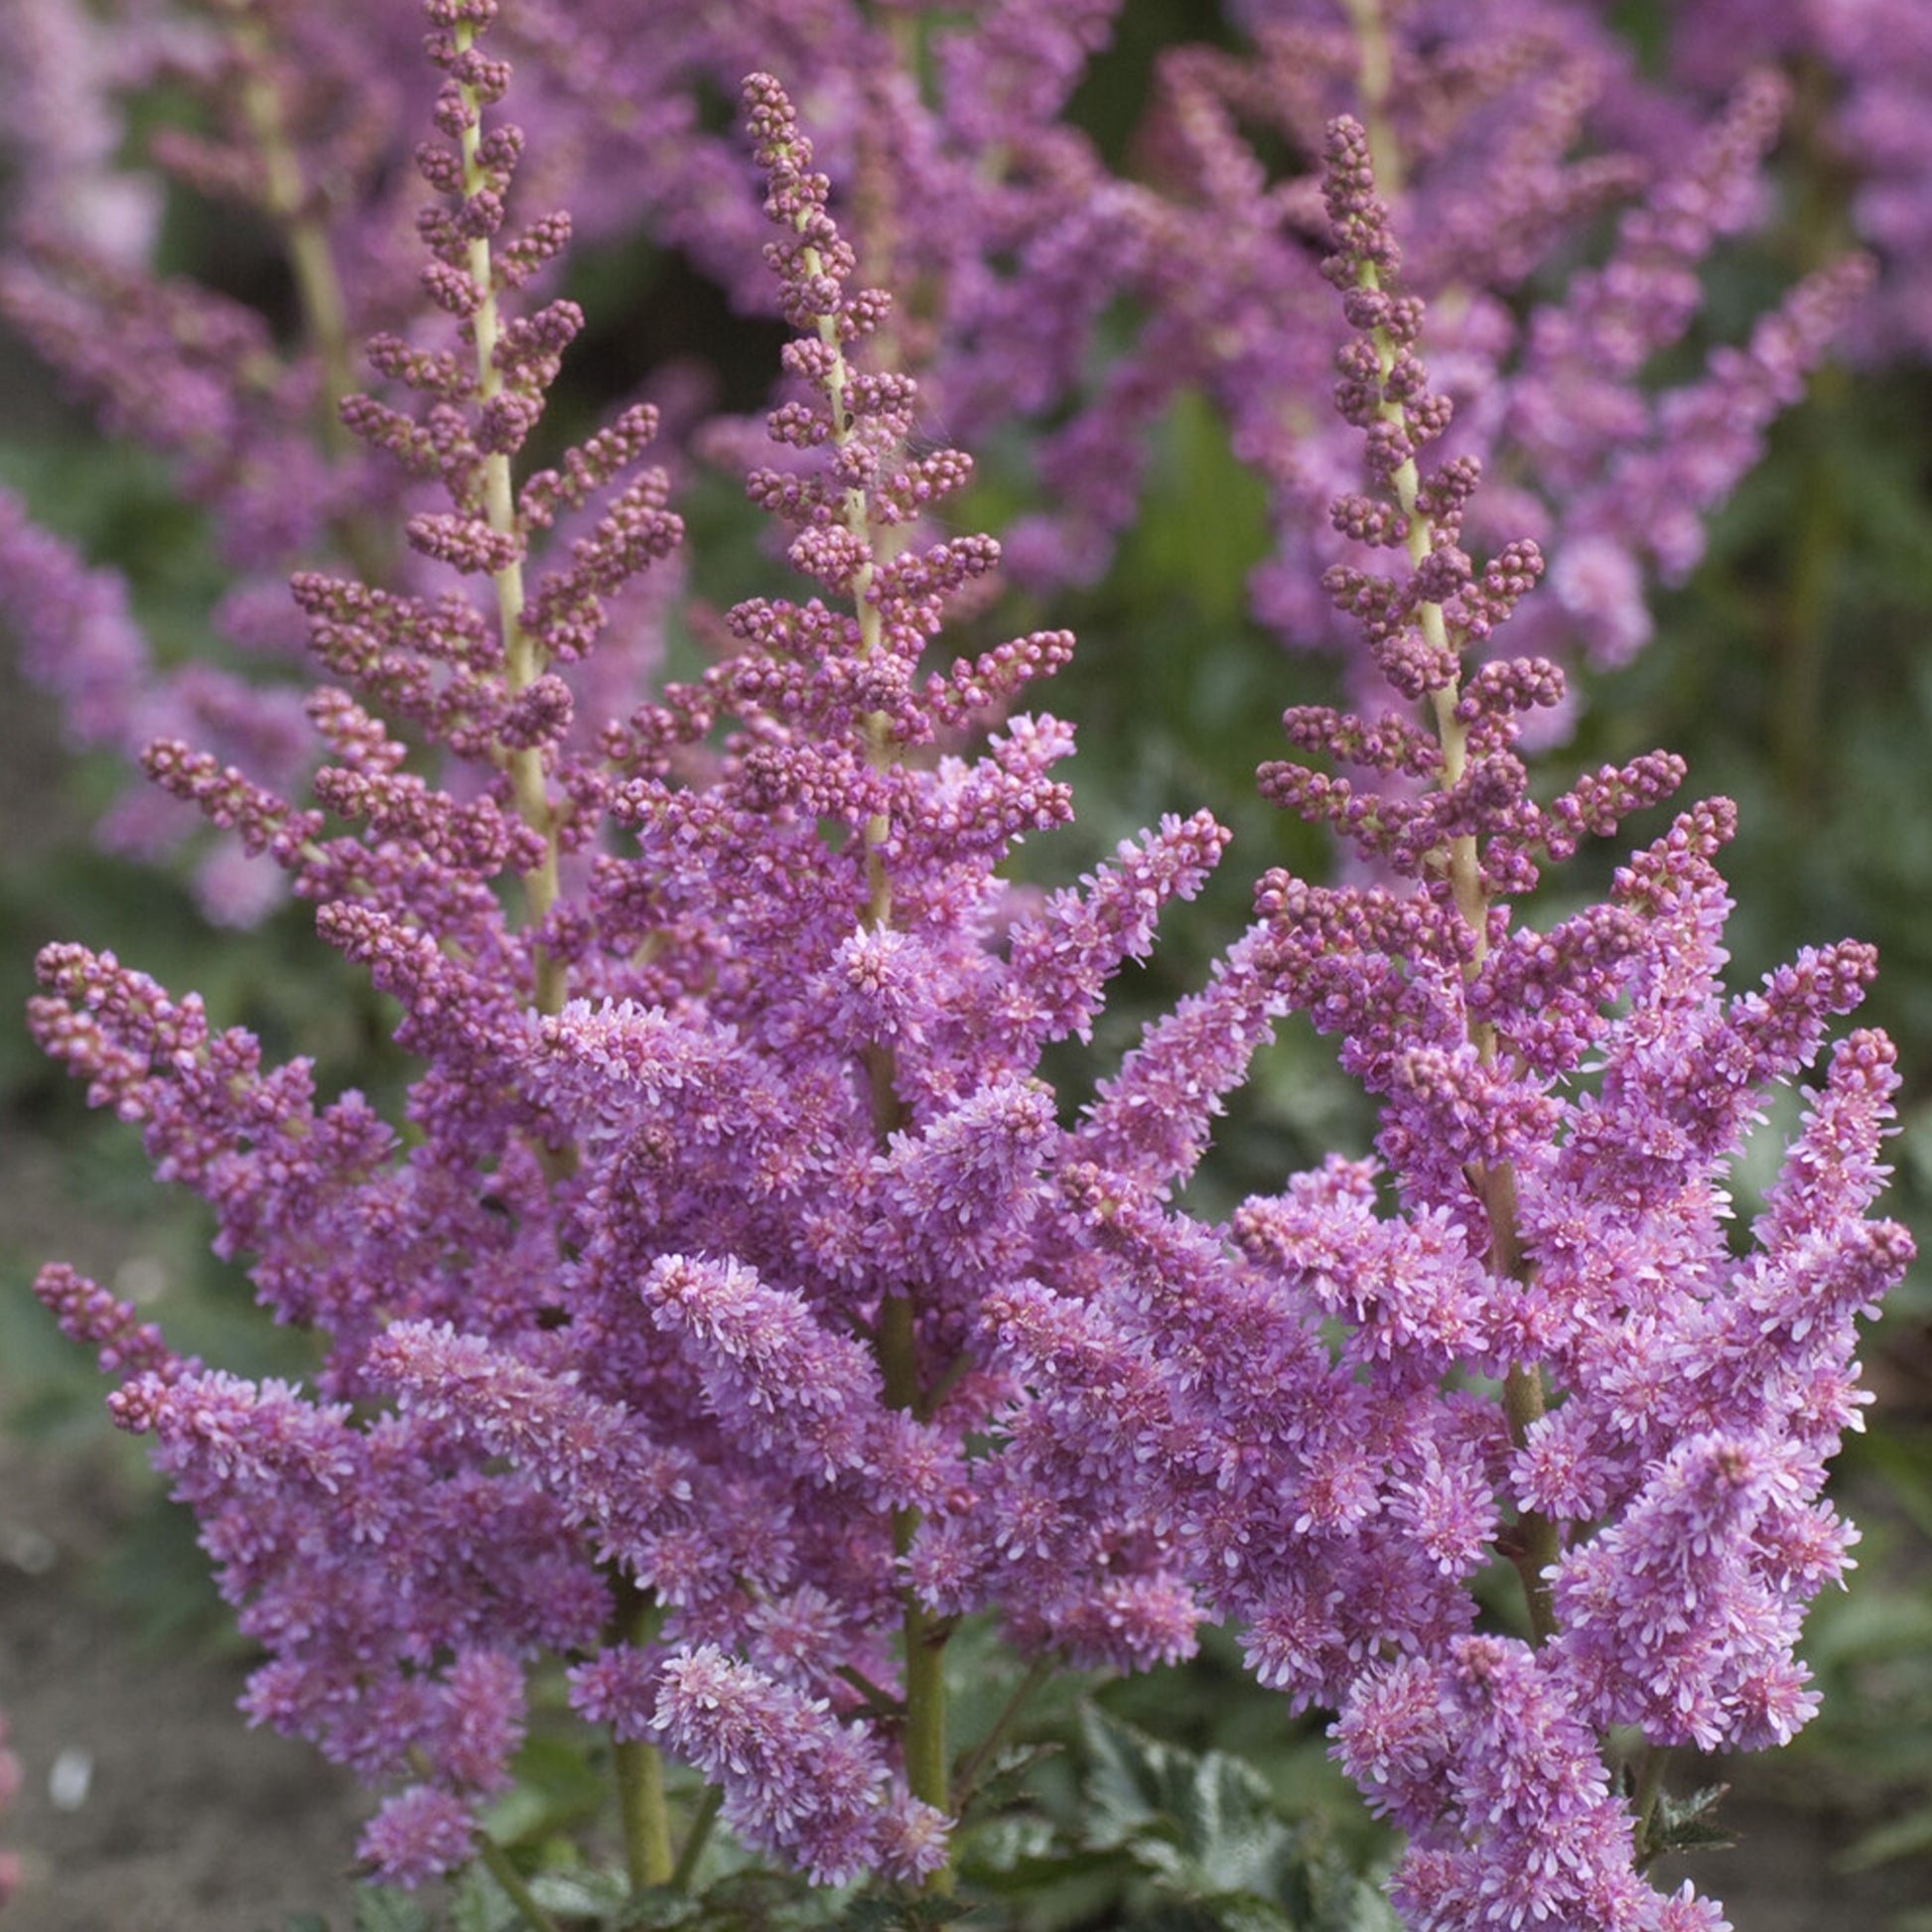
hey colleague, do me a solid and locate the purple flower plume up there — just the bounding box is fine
[653,1646,949,1885]
[21,18,1239,1890]
[986,112,1909,1928]
[13,1,1911,1920]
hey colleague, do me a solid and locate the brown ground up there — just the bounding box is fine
[0,1428,368,1932]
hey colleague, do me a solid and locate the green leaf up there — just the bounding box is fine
[529,1867,633,1915]
[353,1890,433,1932]
[1082,1706,1288,1882]
[609,1882,703,1930]
[1645,1783,1734,1858]
[479,1731,613,1848]
[959,1810,1129,1895]
[827,1892,971,1931]
[1075,1707,1399,1931]
[448,1865,520,1932]
[956,1739,1066,1823]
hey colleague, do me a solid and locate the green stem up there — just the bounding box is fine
[614,1734,675,1893]
[835,1664,904,1718]
[1628,1742,1674,1868]
[223,1,393,585]
[950,1654,1056,1812]
[473,1833,564,1932]
[1501,1365,1560,1643]
[1350,188,1567,1649]
[607,1576,675,1891]
[776,121,956,1889]
[225,5,354,442]
[1341,0,1403,195]
[670,1784,726,1892]
[899,1580,952,1890]
[876,1166,952,1892]
[877,1283,919,1411]
[452,15,564,1014]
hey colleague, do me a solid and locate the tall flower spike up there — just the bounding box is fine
[14,8,1914,1922]
[992,111,1912,1932]
[25,33,1257,1896]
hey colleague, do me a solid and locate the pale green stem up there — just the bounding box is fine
[1627,1742,1675,1868]
[613,1733,676,1893]
[606,1576,675,1892]
[789,192,953,1881]
[1352,222,1562,1641]
[1342,0,1404,197]
[451,30,663,1905]
[223,3,395,584]
[670,1784,726,1892]
[453,18,564,1015]
[473,1832,565,1932]
[225,6,355,439]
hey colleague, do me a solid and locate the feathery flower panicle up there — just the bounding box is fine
[1264,117,1901,1924]
[652,1646,948,1886]
[1002,5,1870,695]
[991,113,1908,1931]
[0,0,430,909]
[1664,0,1932,361]
[24,19,1237,1894]
[4,0,1874,928]
[10,3,1914,1923]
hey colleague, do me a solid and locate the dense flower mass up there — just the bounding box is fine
[2,0,1909,903]
[22,10,1230,1891]
[979,113,1911,1928]
[5,0,1915,1927]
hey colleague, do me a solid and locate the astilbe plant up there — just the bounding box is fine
[4,0,1894,902]
[986,117,1913,1930]
[13,3,1913,1929]
[1061,3,1875,684]
[27,1,1220,1905]
[0,0,1132,916]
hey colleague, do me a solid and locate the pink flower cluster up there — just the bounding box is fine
[9,1,1912,1926]
[2,0,1913,909]
[982,119,1909,1927]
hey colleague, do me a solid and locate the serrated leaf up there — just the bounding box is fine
[1647,1783,1734,1857]
[353,1890,433,1932]
[1080,1706,1292,1892]
[1079,1705,1197,1844]
[1074,1707,1402,1931]
[529,1867,633,1914]
[828,1891,970,1931]
[957,1737,1065,1820]
[610,1881,704,1929]
[448,1865,519,1932]
[480,1731,614,1848]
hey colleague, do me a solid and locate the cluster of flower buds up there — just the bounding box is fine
[9,2,1911,1925]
